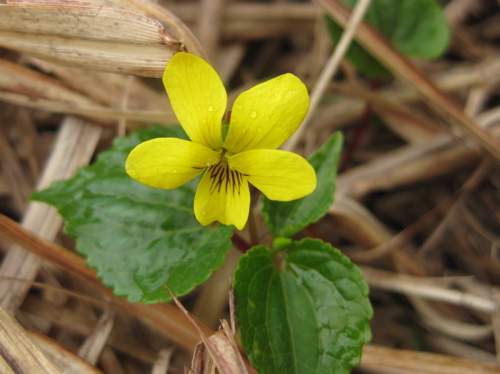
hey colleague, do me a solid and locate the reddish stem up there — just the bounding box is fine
[231,232,252,253]
[340,79,384,172]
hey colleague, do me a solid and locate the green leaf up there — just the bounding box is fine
[31,125,233,303]
[262,132,342,238]
[234,239,372,374]
[325,0,450,78]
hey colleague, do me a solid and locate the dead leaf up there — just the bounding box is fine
[165,286,250,374]
[0,2,185,77]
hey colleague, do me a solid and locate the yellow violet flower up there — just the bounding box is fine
[126,52,316,230]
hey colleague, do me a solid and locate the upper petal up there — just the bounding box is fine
[227,149,316,201]
[223,73,309,153]
[163,52,226,149]
[194,160,250,230]
[126,138,220,189]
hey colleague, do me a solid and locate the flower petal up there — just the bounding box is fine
[227,149,316,201]
[163,52,226,149]
[223,73,309,153]
[126,138,220,189]
[194,160,250,230]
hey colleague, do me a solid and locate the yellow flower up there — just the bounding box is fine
[126,52,316,230]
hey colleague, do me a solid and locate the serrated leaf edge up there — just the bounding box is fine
[261,133,342,238]
[234,239,373,373]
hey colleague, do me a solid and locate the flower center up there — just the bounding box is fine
[206,154,244,196]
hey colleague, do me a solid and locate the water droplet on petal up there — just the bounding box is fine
[172,169,178,174]
[250,111,257,118]
[208,105,214,112]
[235,104,243,110]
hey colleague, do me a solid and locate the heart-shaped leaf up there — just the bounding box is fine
[325,0,450,78]
[234,239,372,373]
[31,125,233,303]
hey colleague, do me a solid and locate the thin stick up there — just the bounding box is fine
[284,0,372,152]
[360,345,500,373]
[361,266,498,314]
[117,76,134,137]
[0,117,101,313]
[197,0,226,61]
[318,0,500,163]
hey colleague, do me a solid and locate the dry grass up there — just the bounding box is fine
[0,0,499,373]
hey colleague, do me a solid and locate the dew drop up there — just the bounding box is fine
[172,169,178,174]
[250,111,257,118]
[235,104,243,110]
[208,105,214,112]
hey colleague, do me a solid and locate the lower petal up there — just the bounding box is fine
[194,160,250,230]
[227,149,316,201]
[126,138,220,189]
